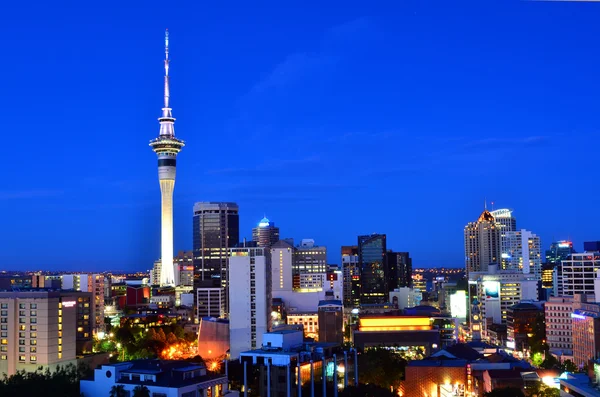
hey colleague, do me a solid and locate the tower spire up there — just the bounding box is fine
[163,29,171,117]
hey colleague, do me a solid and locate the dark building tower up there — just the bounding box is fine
[252,217,280,248]
[386,251,412,290]
[358,234,387,305]
[193,202,239,315]
[342,246,360,308]
[545,241,575,265]
[318,292,344,344]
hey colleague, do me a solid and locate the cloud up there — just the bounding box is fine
[0,190,63,200]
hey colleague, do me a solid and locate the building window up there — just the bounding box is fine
[30,347,36,353]
[30,326,37,331]
[19,347,25,353]
[30,304,37,309]
[19,304,25,309]
[0,355,6,360]
[30,311,37,317]
[30,356,36,362]
[31,332,37,338]
[0,311,7,316]
[18,355,25,362]
[30,340,37,346]
[0,304,7,309]
[30,318,37,324]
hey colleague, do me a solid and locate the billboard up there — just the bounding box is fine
[450,290,467,319]
[483,281,500,300]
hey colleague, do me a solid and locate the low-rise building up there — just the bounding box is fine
[80,359,232,397]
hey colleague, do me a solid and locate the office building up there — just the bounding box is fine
[544,295,595,359]
[561,252,600,296]
[490,208,517,233]
[546,241,575,265]
[387,251,412,291]
[229,247,271,358]
[193,202,239,316]
[318,296,343,344]
[149,30,185,287]
[572,301,600,368]
[286,312,318,339]
[61,274,105,334]
[358,234,387,305]
[293,239,327,275]
[464,208,502,276]
[60,291,94,355]
[150,260,162,286]
[341,246,360,308]
[80,360,231,397]
[501,229,542,279]
[469,265,538,335]
[252,217,280,248]
[271,240,294,293]
[0,291,77,376]
[195,288,225,319]
[506,302,543,351]
[174,250,193,286]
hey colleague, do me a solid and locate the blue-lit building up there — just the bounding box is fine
[545,241,575,265]
[252,216,280,248]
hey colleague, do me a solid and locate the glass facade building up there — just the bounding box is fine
[358,234,387,305]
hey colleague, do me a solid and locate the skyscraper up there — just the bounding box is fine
[358,234,387,305]
[386,251,412,290]
[502,230,542,278]
[192,202,239,316]
[149,30,185,287]
[252,217,280,248]
[341,246,360,308]
[228,247,271,358]
[464,208,501,276]
[545,240,575,264]
[489,208,516,233]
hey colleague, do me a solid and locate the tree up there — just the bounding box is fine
[484,387,525,397]
[540,355,559,369]
[357,348,406,391]
[526,382,560,397]
[561,359,578,373]
[132,385,151,397]
[109,385,127,397]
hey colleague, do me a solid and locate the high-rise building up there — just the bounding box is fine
[60,274,105,334]
[464,208,501,276]
[572,300,600,368]
[193,202,239,317]
[150,260,162,286]
[341,246,360,309]
[489,208,516,233]
[149,30,185,287]
[561,252,600,296]
[195,288,225,319]
[546,241,575,265]
[0,291,78,376]
[501,229,542,279]
[228,247,271,358]
[174,250,193,287]
[386,251,412,291]
[271,240,294,293]
[585,242,600,252]
[544,295,595,357]
[293,239,327,274]
[252,217,280,248]
[358,234,387,305]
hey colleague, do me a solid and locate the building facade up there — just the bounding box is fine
[387,251,412,291]
[464,209,502,276]
[229,247,271,358]
[501,229,542,279]
[252,217,280,248]
[0,291,77,376]
[358,234,387,305]
[572,302,600,369]
[293,240,327,275]
[341,246,360,309]
[196,288,225,319]
[561,252,600,296]
[318,298,343,344]
[193,202,239,316]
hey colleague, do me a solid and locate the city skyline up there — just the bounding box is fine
[2,1,600,271]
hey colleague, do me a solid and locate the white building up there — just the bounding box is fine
[271,240,294,293]
[501,229,542,280]
[469,265,538,336]
[229,247,271,358]
[389,288,422,310]
[80,360,232,397]
[562,252,600,296]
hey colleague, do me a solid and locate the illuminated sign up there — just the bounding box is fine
[62,301,76,308]
[450,291,467,319]
[558,243,571,248]
[506,341,515,349]
[483,281,500,300]
[571,313,586,320]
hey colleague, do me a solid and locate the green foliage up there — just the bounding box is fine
[484,387,525,397]
[526,382,560,397]
[540,355,559,369]
[0,363,87,397]
[132,385,151,397]
[357,348,407,391]
[532,352,544,367]
[528,312,548,355]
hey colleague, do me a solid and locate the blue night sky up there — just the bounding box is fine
[2,1,600,271]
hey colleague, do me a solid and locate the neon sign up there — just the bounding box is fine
[62,301,76,308]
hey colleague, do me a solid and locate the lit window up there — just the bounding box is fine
[30,355,36,362]
[18,355,25,361]
[30,304,37,309]
[0,355,6,360]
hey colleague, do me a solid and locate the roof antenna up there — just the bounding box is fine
[484,197,487,211]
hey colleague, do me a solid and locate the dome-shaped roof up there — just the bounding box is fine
[258,217,270,227]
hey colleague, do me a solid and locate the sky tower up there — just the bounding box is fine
[150,29,184,286]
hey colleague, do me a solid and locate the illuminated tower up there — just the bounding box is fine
[150,29,185,286]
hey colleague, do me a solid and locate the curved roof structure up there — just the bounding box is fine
[478,209,495,222]
[258,217,270,227]
[490,208,513,219]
